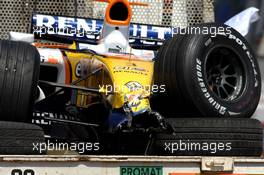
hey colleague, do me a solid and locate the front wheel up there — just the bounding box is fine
[152,23,261,118]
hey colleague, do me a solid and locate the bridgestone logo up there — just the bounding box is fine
[196,58,227,115]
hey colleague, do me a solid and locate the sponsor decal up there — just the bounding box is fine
[125,81,144,91]
[32,14,173,45]
[38,48,63,64]
[113,66,148,75]
[40,55,59,64]
[120,166,163,175]
[226,33,259,87]
[125,94,142,108]
[196,58,227,115]
[75,62,81,78]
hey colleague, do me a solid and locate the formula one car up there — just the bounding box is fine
[0,0,262,155]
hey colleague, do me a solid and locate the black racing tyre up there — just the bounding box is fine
[149,118,263,156]
[0,121,46,155]
[152,23,261,118]
[0,40,40,121]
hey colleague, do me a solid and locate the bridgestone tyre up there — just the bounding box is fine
[150,118,263,156]
[152,23,261,118]
[0,121,45,155]
[0,40,40,121]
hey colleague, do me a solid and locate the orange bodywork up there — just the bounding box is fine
[105,0,132,26]
[95,0,148,26]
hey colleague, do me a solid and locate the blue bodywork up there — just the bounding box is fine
[32,14,176,48]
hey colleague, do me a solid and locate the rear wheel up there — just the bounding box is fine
[150,118,263,156]
[0,40,40,121]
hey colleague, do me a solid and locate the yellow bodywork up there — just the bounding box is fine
[64,51,154,114]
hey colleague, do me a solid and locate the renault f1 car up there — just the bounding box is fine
[0,0,262,156]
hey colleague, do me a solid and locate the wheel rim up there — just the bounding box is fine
[205,46,245,101]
